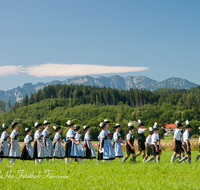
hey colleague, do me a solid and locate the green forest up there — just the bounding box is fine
[1,84,200,141]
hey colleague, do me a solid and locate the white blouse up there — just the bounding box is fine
[24,135,32,144]
[34,130,43,141]
[113,132,121,142]
[10,130,19,139]
[42,129,50,138]
[84,133,90,144]
[0,131,9,142]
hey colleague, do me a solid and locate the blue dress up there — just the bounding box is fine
[113,132,123,157]
[97,130,115,160]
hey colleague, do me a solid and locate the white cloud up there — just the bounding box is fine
[0,63,149,77]
[26,63,149,77]
[0,65,25,76]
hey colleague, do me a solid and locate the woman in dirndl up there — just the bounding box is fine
[33,122,47,164]
[8,122,21,164]
[21,128,34,161]
[113,123,124,162]
[97,122,115,164]
[65,120,80,164]
[83,125,96,161]
[42,120,53,163]
[52,125,65,162]
[74,125,84,163]
[0,123,10,163]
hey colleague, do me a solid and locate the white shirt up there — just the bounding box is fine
[156,133,160,145]
[151,133,159,145]
[99,130,107,139]
[183,130,190,143]
[66,129,75,138]
[42,129,50,138]
[84,133,90,144]
[173,129,182,141]
[0,131,9,142]
[138,128,145,134]
[126,131,133,140]
[34,130,43,141]
[53,132,61,143]
[146,135,152,145]
[75,133,81,141]
[24,135,32,144]
[113,132,121,142]
[10,130,19,139]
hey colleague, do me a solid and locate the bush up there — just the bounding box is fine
[191,134,199,138]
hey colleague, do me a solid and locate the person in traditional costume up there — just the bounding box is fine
[8,122,21,164]
[178,120,192,163]
[74,125,84,163]
[113,124,124,162]
[83,125,96,160]
[97,122,115,164]
[33,122,47,164]
[65,120,80,164]
[122,122,137,163]
[145,125,160,164]
[52,126,65,162]
[0,124,10,163]
[21,128,34,162]
[171,121,184,163]
[42,120,53,163]
[143,127,153,162]
[135,119,147,160]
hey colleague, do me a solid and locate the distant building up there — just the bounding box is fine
[165,124,177,135]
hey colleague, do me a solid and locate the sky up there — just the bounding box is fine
[0,0,200,91]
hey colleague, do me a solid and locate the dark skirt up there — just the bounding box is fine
[138,140,146,152]
[84,143,91,159]
[21,146,32,160]
[184,142,191,155]
[174,140,184,154]
[33,141,38,159]
[65,140,76,158]
[97,140,104,160]
[126,143,135,155]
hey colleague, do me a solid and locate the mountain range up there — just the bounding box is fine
[0,75,198,105]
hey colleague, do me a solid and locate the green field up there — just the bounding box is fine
[0,151,200,190]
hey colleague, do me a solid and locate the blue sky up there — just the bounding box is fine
[0,0,200,91]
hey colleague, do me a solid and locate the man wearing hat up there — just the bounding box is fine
[171,121,184,163]
[143,127,153,162]
[178,120,192,163]
[145,125,160,163]
[136,119,147,160]
[122,122,137,163]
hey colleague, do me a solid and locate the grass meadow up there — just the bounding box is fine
[0,151,200,190]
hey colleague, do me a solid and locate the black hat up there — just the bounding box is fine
[99,122,106,128]
[34,122,42,128]
[2,123,9,130]
[153,125,158,131]
[149,127,153,134]
[128,122,135,130]
[104,119,110,124]
[114,123,120,129]
[74,125,80,131]
[44,120,50,125]
[12,122,19,128]
[53,125,61,131]
[175,121,182,128]
[83,126,90,130]
[185,120,191,128]
[25,128,31,133]
[66,120,75,127]
[138,119,144,127]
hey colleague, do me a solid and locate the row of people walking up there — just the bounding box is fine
[0,119,199,164]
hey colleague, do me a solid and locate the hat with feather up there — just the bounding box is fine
[12,122,19,128]
[25,128,31,133]
[114,123,120,129]
[175,121,183,128]
[83,125,90,131]
[34,122,42,128]
[2,123,9,130]
[66,120,75,127]
[128,122,135,130]
[53,125,61,131]
[185,120,191,128]
[138,119,144,127]
[149,127,153,134]
[44,120,50,125]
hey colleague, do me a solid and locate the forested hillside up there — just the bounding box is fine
[1,84,200,141]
